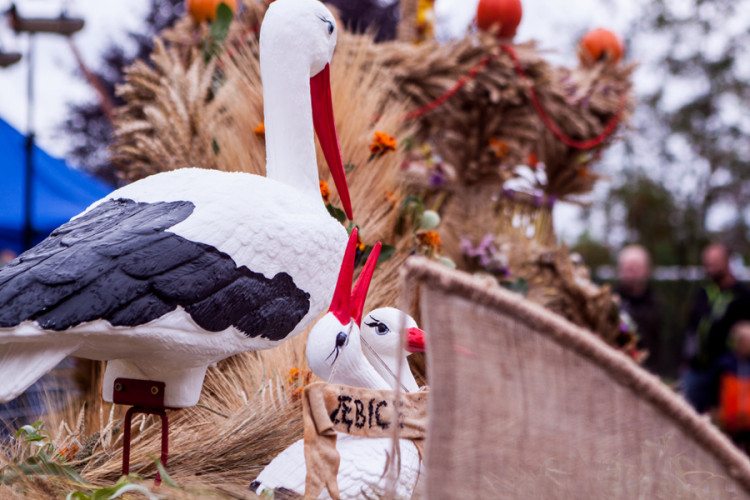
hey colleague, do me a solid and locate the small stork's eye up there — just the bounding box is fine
[336,331,347,347]
[365,318,389,336]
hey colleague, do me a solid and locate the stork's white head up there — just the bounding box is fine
[260,0,338,77]
[361,307,425,393]
[306,229,388,388]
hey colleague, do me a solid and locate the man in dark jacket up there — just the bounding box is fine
[683,243,750,413]
[617,245,663,375]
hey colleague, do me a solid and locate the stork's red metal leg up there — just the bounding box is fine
[122,406,169,484]
[114,378,170,485]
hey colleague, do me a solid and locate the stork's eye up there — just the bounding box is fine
[365,318,389,336]
[336,331,347,347]
[319,16,334,35]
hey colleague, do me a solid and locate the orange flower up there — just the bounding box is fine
[319,180,330,203]
[356,232,365,252]
[253,122,265,138]
[58,444,79,461]
[528,152,538,166]
[416,229,442,251]
[369,131,397,156]
[385,191,398,207]
[288,367,313,400]
[489,138,509,159]
[577,166,590,178]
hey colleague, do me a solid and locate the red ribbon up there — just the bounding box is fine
[402,44,626,150]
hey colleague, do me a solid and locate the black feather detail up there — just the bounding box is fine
[0,198,310,341]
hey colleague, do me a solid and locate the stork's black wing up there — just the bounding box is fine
[0,198,310,341]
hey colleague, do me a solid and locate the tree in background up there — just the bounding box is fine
[63,0,184,186]
[620,0,750,261]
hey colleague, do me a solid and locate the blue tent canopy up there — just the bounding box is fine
[0,116,114,254]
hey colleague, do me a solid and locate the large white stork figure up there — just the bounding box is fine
[0,0,351,475]
[252,231,426,499]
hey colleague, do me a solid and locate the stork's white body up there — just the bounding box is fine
[0,0,350,409]
[0,169,346,407]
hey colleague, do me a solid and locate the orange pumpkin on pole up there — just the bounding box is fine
[476,0,523,39]
[187,0,237,23]
[578,28,624,66]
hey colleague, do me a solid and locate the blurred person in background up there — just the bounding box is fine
[616,245,663,375]
[0,249,17,268]
[683,243,750,414]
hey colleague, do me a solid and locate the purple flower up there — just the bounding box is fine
[429,169,446,187]
[478,234,496,253]
[459,238,474,254]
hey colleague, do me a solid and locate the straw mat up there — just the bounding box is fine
[400,258,750,499]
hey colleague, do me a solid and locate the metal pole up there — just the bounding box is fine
[23,35,34,251]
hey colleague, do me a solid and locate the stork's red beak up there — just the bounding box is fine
[329,228,382,326]
[310,64,353,220]
[406,327,426,353]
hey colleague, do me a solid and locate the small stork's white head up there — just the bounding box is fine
[361,307,425,393]
[306,229,389,389]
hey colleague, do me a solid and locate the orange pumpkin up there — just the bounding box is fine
[578,28,624,66]
[186,0,237,23]
[476,0,523,39]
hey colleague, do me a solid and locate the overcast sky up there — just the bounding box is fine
[0,0,644,243]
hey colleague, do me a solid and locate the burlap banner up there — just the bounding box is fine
[302,382,428,500]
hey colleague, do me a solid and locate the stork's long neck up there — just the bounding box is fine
[261,54,321,200]
[333,349,391,391]
[378,357,420,393]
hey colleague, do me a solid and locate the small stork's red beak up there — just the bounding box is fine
[406,327,426,353]
[310,64,353,220]
[329,229,358,324]
[351,241,381,326]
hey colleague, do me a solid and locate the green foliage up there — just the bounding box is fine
[361,244,396,265]
[66,475,161,500]
[571,231,613,270]
[326,203,347,223]
[203,2,234,62]
[152,456,180,489]
[609,174,709,266]
[396,195,424,235]
[501,277,528,296]
[1,421,88,486]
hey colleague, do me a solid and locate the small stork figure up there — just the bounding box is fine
[0,0,352,480]
[360,307,425,393]
[252,231,426,499]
